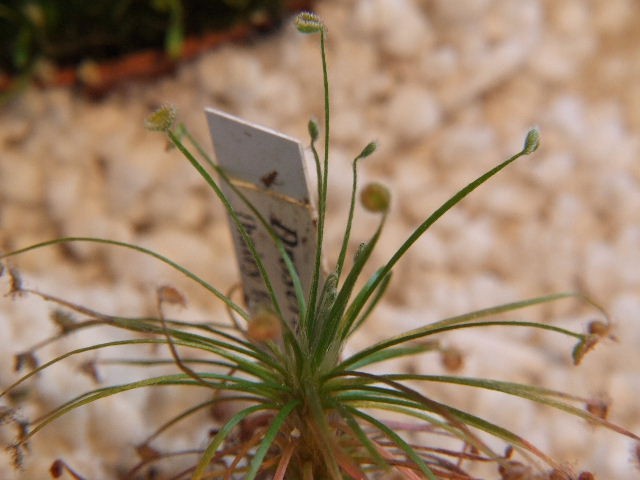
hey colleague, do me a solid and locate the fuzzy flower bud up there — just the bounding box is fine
[144,104,177,132]
[360,182,390,213]
[522,127,540,154]
[295,11,324,34]
[308,119,319,142]
[353,242,366,264]
[358,141,377,159]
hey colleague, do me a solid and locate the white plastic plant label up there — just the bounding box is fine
[205,108,319,330]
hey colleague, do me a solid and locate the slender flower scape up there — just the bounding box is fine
[1,11,639,480]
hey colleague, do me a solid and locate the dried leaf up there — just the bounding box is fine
[50,459,64,478]
[14,352,38,372]
[50,309,77,334]
[572,334,599,366]
[157,285,187,307]
[8,267,23,296]
[440,345,464,373]
[585,396,610,420]
[136,444,161,462]
[78,360,101,384]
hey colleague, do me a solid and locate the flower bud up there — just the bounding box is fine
[353,242,366,264]
[358,141,377,159]
[360,182,390,213]
[522,127,540,154]
[308,119,319,141]
[144,104,177,132]
[295,11,324,34]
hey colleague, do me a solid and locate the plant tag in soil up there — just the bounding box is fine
[205,108,320,330]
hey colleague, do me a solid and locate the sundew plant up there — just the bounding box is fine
[1,11,639,480]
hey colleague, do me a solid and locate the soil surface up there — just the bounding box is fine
[1,1,640,478]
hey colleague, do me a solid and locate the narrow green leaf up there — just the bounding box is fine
[245,400,300,480]
[193,403,270,480]
[347,406,438,480]
[339,293,587,372]
[344,343,438,371]
[342,269,392,340]
[313,214,387,361]
[0,237,249,319]
[335,404,389,471]
[386,373,640,441]
[350,140,536,324]
[27,372,267,443]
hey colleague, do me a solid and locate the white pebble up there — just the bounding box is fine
[0,154,44,204]
[352,0,433,58]
[385,85,441,143]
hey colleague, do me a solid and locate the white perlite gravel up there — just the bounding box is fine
[1,0,639,478]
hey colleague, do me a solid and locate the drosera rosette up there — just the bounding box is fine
[1,10,640,480]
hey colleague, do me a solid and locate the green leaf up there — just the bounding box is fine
[342,269,391,339]
[0,236,249,319]
[347,406,438,480]
[350,134,538,323]
[344,343,437,371]
[193,403,270,480]
[338,292,586,372]
[245,400,299,480]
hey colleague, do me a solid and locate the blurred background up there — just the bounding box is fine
[0,0,312,95]
[1,0,639,478]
